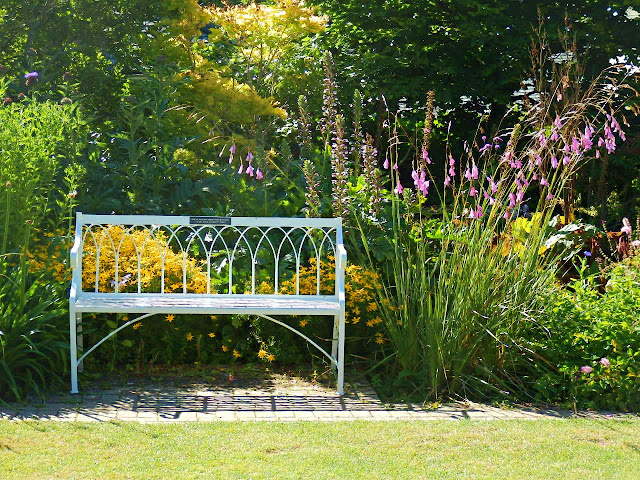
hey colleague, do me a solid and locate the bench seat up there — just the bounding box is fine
[73,294,341,315]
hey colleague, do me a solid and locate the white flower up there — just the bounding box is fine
[626,6,640,20]
[204,232,213,243]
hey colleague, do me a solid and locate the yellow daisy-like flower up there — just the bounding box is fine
[165,314,175,323]
[233,349,241,359]
[210,315,217,320]
[122,315,129,322]
[222,345,229,352]
[186,332,194,341]
[367,302,378,312]
[351,316,361,324]
[366,319,375,327]
[133,322,142,330]
[266,354,275,362]
[258,349,268,359]
[299,319,308,328]
[375,332,385,344]
[208,332,216,338]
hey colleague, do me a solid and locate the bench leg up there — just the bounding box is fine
[77,312,84,372]
[70,309,79,394]
[331,314,339,373]
[337,308,345,396]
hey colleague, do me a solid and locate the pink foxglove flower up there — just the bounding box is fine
[563,155,571,166]
[246,164,255,177]
[540,177,549,186]
[551,156,559,169]
[230,144,237,155]
[256,169,263,180]
[393,162,399,171]
[550,130,559,142]
[238,163,244,174]
[469,186,477,197]
[246,151,254,163]
[621,218,632,236]
[444,176,451,187]
[464,167,472,182]
[383,157,390,169]
[394,180,404,195]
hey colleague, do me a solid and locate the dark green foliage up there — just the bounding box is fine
[0,260,68,402]
[530,258,640,411]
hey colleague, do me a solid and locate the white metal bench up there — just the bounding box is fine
[69,213,346,394]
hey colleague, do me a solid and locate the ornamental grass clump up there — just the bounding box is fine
[352,62,635,401]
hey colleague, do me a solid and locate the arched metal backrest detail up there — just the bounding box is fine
[77,214,341,297]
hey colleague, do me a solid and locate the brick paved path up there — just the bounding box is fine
[1,373,635,423]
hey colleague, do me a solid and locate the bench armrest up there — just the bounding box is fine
[70,235,82,269]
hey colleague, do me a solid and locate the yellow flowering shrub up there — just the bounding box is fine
[273,257,384,333]
[80,226,210,293]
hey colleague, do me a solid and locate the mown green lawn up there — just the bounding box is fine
[1,419,639,480]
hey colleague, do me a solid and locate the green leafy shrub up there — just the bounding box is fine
[531,257,640,411]
[0,259,68,402]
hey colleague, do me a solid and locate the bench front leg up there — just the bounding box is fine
[336,305,345,395]
[70,309,79,394]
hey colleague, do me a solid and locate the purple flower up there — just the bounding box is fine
[464,167,472,182]
[238,163,244,174]
[563,155,571,166]
[383,158,390,169]
[540,177,549,187]
[599,357,610,367]
[256,169,263,180]
[550,130,559,142]
[551,156,559,169]
[24,71,38,79]
[245,151,254,163]
[583,250,592,257]
[444,176,451,187]
[469,205,483,219]
[487,176,497,194]
[449,155,456,167]
[509,192,517,208]
[554,115,563,129]
[538,132,546,147]
[392,162,399,171]
[479,143,492,153]
[422,148,431,164]
[394,180,404,195]
[246,164,254,177]
[580,365,593,374]
[571,137,580,153]
[469,186,477,197]
[471,163,478,180]
[230,144,236,155]
[228,154,234,164]
[448,166,456,177]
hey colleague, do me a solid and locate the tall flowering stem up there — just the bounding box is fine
[352,89,365,176]
[321,52,338,144]
[302,159,321,217]
[362,133,382,216]
[331,114,351,219]
[420,90,436,170]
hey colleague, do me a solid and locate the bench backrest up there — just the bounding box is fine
[70,213,345,298]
